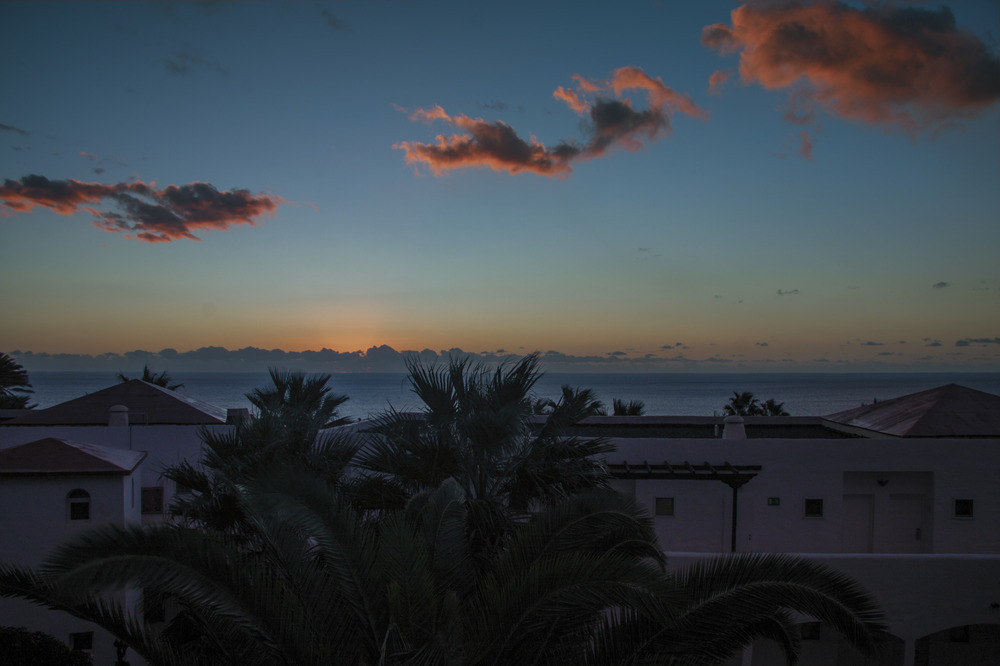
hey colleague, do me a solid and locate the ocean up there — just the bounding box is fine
[22,371,1000,421]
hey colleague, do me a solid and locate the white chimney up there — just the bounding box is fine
[723,415,746,440]
[109,404,129,427]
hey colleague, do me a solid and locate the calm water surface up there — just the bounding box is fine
[25,371,1000,421]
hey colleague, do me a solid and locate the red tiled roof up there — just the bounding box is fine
[4,379,227,426]
[0,437,146,475]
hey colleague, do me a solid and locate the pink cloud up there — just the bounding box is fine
[396,66,707,178]
[702,2,1000,133]
[1,174,285,243]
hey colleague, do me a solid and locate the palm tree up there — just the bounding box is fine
[117,364,184,391]
[354,355,613,536]
[762,398,790,416]
[725,392,790,417]
[0,352,35,409]
[165,369,357,534]
[724,391,762,416]
[0,468,887,665]
[612,398,645,415]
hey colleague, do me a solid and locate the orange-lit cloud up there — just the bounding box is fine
[798,131,814,161]
[395,66,707,177]
[703,2,1000,133]
[0,174,284,242]
[708,69,732,95]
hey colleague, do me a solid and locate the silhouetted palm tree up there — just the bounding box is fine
[0,352,35,409]
[117,364,184,391]
[724,391,762,416]
[762,397,790,416]
[612,398,645,415]
[165,369,356,534]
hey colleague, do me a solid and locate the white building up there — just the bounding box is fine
[0,437,147,665]
[0,379,238,663]
[1,379,239,521]
[571,384,1000,665]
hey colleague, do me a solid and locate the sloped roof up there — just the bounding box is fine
[0,437,146,475]
[3,379,227,426]
[823,384,1000,437]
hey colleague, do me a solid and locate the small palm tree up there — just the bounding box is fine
[724,391,763,416]
[0,352,35,409]
[612,398,645,415]
[762,397,790,416]
[117,364,184,391]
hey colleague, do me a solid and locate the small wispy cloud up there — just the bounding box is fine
[165,50,230,77]
[320,9,350,32]
[0,123,30,137]
[955,337,1000,347]
[932,281,949,289]
[776,289,800,295]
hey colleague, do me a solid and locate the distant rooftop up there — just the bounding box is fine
[823,383,1000,438]
[2,379,228,426]
[0,437,146,475]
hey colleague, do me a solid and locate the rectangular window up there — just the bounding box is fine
[954,499,974,518]
[70,631,94,650]
[804,498,824,518]
[141,486,165,515]
[655,497,675,516]
[69,502,90,520]
[767,497,781,506]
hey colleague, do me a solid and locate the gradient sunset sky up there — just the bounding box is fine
[2,1,999,372]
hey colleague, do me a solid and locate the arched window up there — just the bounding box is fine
[67,489,90,520]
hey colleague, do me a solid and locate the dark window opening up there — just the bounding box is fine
[655,497,674,516]
[954,499,974,518]
[141,487,165,515]
[804,498,824,518]
[67,489,90,521]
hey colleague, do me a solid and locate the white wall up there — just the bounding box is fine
[610,437,1000,555]
[0,469,143,664]
[0,423,231,516]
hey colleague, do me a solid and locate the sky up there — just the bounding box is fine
[1,0,999,373]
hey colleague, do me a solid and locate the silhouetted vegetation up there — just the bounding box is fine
[0,353,35,409]
[117,364,184,391]
[612,397,645,415]
[724,391,790,416]
[0,626,93,666]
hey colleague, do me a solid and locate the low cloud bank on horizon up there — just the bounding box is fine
[7,342,998,374]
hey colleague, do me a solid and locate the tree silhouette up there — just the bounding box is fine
[118,364,184,391]
[0,352,35,409]
[612,398,645,415]
[724,391,789,416]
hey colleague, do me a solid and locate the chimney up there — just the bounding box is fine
[109,405,129,427]
[226,408,250,425]
[722,415,746,440]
